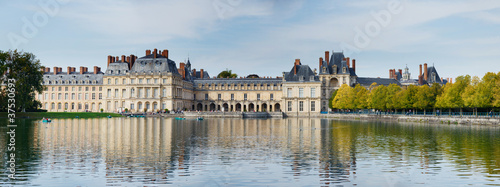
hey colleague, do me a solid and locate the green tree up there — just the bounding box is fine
[328,89,338,110]
[493,72,500,108]
[436,75,470,115]
[332,84,354,110]
[413,85,433,115]
[399,85,419,113]
[217,69,237,78]
[0,50,44,112]
[386,84,402,111]
[353,84,369,110]
[369,84,387,110]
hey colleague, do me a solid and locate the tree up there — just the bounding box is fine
[413,85,433,115]
[369,84,387,111]
[0,50,44,112]
[386,84,402,111]
[217,69,237,78]
[353,84,369,110]
[493,72,500,108]
[436,75,470,115]
[332,84,354,110]
[328,89,338,110]
[399,85,419,113]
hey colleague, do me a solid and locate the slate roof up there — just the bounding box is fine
[357,77,401,86]
[105,62,130,76]
[42,73,104,85]
[425,66,445,84]
[319,52,357,76]
[284,64,319,82]
[194,78,282,86]
[130,53,179,74]
[193,71,210,79]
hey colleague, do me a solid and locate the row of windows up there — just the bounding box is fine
[198,93,274,101]
[287,101,315,112]
[45,86,102,92]
[45,80,99,85]
[287,88,316,98]
[39,93,102,100]
[45,102,102,110]
[107,88,167,98]
[107,78,172,85]
[197,83,282,91]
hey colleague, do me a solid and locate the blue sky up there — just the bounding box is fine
[1,0,499,79]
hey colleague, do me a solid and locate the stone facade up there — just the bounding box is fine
[36,48,399,115]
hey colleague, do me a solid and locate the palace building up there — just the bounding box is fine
[37,48,399,115]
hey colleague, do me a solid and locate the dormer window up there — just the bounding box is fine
[322,67,326,73]
[299,76,304,81]
[310,76,314,81]
[342,67,346,73]
[332,65,337,74]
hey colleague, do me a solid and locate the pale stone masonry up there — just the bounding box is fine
[36,48,399,115]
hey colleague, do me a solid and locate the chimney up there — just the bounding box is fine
[179,63,186,79]
[450,78,453,84]
[319,57,323,68]
[398,69,402,76]
[146,49,151,56]
[153,48,157,58]
[346,57,350,68]
[389,69,393,79]
[107,55,112,66]
[418,75,423,85]
[352,59,356,73]
[94,66,99,74]
[53,67,58,75]
[71,67,75,73]
[393,69,397,79]
[162,49,169,58]
[121,55,126,62]
[200,69,204,79]
[80,67,85,74]
[67,67,72,75]
[424,63,428,81]
[115,56,119,62]
[325,51,330,65]
[45,67,50,73]
[294,59,300,75]
[419,64,422,76]
[192,68,196,78]
[441,77,443,82]
[126,56,130,63]
[129,55,135,70]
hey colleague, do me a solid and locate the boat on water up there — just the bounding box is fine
[107,115,112,118]
[42,118,52,123]
[175,117,186,120]
[196,117,204,121]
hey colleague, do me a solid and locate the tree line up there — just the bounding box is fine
[330,72,500,115]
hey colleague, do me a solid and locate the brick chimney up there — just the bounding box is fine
[424,63,428,81]
[45,67,50,73]
[179,63,186,79]
[389,69,393,79]
[67,66,72,75]
[146,49,151,56]
[80,66,85,74]
[441,77,443,82]
[162,49,169,58]
[398,69,402,76]
[418,75,423,85]
[153,48,157,58]
[53,67,58,75]
[393,69,397,79]
[107,55,112,67]
[319,57,323,68]
[71,67,75,73]
[200,69,204,79]
[94,66,100,74]
[352,59,356,73]
[129,55,135,70]
[450,78,453,84]
[192,68,196,78]
[126,56,130,63]
[294,59,300,75]
[419,64,422,76]
[325,51,330,65]
[115,56,119,62]
[346,57,350,68]
[121,55,126,62]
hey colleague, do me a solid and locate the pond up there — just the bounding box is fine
[1,118,499,186]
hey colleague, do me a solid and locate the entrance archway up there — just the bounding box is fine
[197,103,203,111]
[223,103,229,112]
[235,103,242,112]
[248,103,255,112]
[209,103,216,111]
[262,103,268,112]
[274,103,281,112]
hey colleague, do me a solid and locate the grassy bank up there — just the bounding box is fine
[0,112,122,118]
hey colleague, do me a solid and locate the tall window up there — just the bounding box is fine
[85,93,88,100]
[71,93,75,100]
[131,79,135,84]
[311,88,316,97]
[138,88,143,98]
[130,103,134,109]
[270,94,274,100]
[287,101,292,112]
[78,93,82,100]
[107,78,110,84]
[92,93,95,100]
[154,89,158,98]
[99,93,102,99]
[115,79,118,84]
[311,101,315,111]
[299,88,304,98]
[115,89,118,98]
[122,89,126,98]
[299,101,304,111]
[58,93,61,100]
[257,94,260,100]
[205,94,208,100]
[287,88,292,97]
[122,79,126,84]
[218,94,221,100]
[146,89,150,98]
[244,94,247,101]
[163,89,167,97]
[231,94,234,100]
[107,89,111,97]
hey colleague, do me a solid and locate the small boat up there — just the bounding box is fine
[107,115,112,118]
[196,117,204,121]
[175,117,186,120]
[42,118,51,123]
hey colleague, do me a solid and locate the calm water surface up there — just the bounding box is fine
[1,118,499,186]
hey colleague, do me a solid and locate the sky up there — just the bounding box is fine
[1,0,499,79]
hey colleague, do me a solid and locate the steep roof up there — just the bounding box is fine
[131,54,179,74]
[357,77,401,86]
[284,64,319,82]
[319,52,356,76]
[105,62,129,76]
